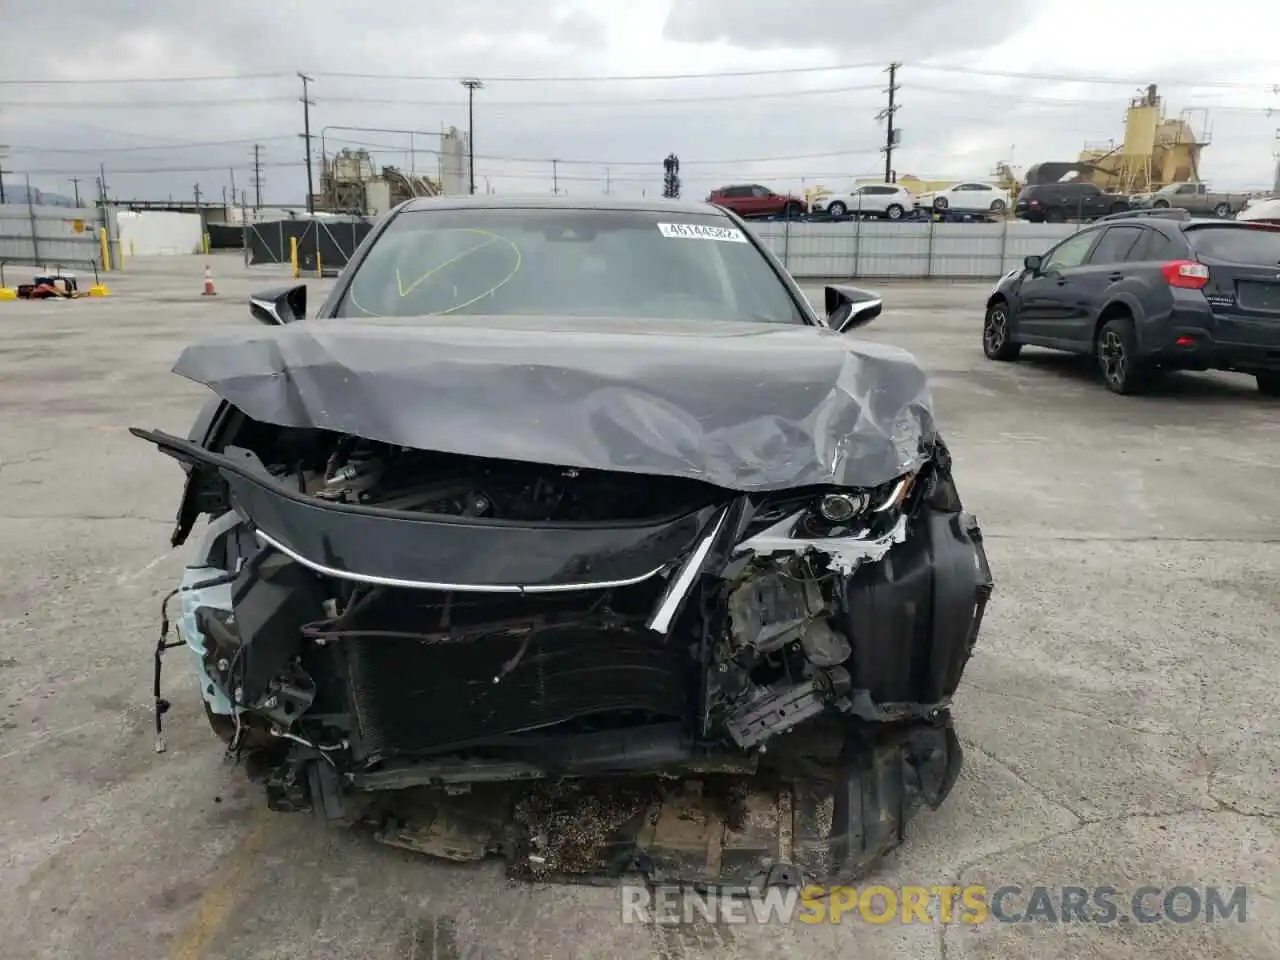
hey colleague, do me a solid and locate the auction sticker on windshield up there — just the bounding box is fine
[658,223,748,242]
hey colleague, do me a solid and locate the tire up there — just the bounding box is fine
[885,203,904,220]
[827,201,847,217]
[933,197,949,211]
[782,202,802,219]
[1096,315,1150,395]
[1152,199,1170,209]
[983,301,1021,361]
[1257,373,1280,396]
[990,199,1006,213]
[1109,202,1127,215]
[1213,202,1229,218]
[1045,207,1066,223]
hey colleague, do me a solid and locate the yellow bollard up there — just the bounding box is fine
[99,227,111,272]
[290,236,299,279]
[316,251,322,278]
[202,233,211,255]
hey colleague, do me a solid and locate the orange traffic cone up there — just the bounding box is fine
[202,265,217,296]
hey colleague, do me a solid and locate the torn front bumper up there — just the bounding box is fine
[362,714,962,888]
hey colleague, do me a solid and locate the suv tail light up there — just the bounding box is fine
[1160,260,1210,289]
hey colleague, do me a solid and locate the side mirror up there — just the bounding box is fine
[249,284,307,326]
[824,284,883,333]
[1023,254,1042,273]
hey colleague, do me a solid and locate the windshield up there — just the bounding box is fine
[335,207,806,324]
[1187,225,1280,264]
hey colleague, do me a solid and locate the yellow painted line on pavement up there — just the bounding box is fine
[169,813,273,960]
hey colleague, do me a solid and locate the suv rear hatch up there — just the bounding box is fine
[1187,223,1280,353]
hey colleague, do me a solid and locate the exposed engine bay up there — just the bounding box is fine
[138,408,991,888]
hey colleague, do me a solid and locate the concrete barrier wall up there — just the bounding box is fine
[116,211,203,256]
[0,203,105,266]
[747,220,1085,279]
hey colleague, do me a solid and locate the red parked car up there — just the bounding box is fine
[708,184,808,219]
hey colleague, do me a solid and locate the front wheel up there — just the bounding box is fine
[1213,202,1230,218]
[1096,316,1150,395]
[983,303,1021,361]
[1110,202,1127,215]
[933,197,950,211]
[1257,373,1280,396]
[1152,199,1170,209]
[827,201,847,217]
[885,203,904,220]
[990,199,1006,213]
[782,202,802,219]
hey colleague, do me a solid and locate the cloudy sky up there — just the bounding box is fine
[1,0,1276,205]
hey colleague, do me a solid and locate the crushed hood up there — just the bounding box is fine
[171,315,935,492]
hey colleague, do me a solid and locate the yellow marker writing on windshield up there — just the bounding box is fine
[396,230,500,298]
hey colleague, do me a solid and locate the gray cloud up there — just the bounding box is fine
[2,1,1275,205]
[662,0,1028,58]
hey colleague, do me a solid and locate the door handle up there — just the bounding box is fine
[1055,278,1068,286]
[1108,272,1124,281]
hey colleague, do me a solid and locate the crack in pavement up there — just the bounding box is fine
[979,533,1280,544]
[0,513,171,524]
[938,806,1276,960]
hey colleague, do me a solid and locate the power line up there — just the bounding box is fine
[2,61,1270,89]
[2,135,295,154]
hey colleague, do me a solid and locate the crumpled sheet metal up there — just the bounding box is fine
[170,316,936,492]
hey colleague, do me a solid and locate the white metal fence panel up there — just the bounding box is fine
[0,202,105,266]
[747,220,1084,279]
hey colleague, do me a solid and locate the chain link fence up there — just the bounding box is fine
[0,199,110,271]
[751,218,1083,279]
[245,216,373,276]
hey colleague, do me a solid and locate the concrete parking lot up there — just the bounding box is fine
[1,254,1276,960]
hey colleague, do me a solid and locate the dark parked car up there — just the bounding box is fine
[983,209,1280,395]
[1015,182,1129,223]
[134,196,993,888]
[708,183,808,219]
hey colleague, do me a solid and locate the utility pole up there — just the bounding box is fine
[1273,128,1280,196]
[461,79,483,195]
[229,168,237,209]
[604,167,611,195]
[69,177,81,206]
[552,159,559,195]
[0,144,7,204]
[193,183,202,206]
[251,144,264,210]
[298,72,315,214]
[98,163,109,206]
[877,62,901,183]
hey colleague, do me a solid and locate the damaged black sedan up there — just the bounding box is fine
[134,196,993,888]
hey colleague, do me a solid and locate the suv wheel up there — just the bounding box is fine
[1152,199,1170,209]
[782,202,802,219]
[1213,202,1230,218]
[1096,316,1150,394]
[1109,202,1127,215]
[1045,208,1066,223]
[990,199,1006,213]
[827,201,847,217]
[983,302,1021,361]
[885,203,904,220]
[933,197,949,211]
[1257,373,1280,396]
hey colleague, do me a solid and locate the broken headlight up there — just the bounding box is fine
[794,473,915,539]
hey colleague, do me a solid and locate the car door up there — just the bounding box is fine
[1076,186,1110,220]
[854,186,885,215]
[1059,225,1147,342]
[1017,228,1103,342]
[747,185,777,216]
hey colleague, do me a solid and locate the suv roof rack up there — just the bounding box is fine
[1098,208,1191,222]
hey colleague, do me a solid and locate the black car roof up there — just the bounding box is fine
[401,194,724,217]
